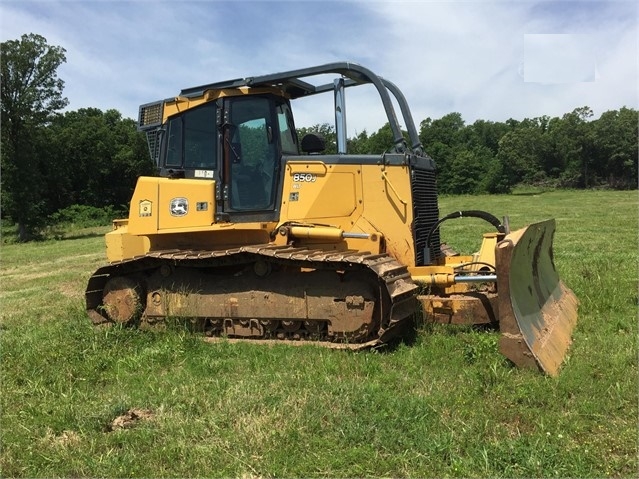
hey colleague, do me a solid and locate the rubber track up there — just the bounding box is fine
[86,244,419,345]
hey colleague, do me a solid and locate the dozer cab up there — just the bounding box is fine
[86,62,578,375]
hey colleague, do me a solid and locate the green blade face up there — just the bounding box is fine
[496,219,579,376]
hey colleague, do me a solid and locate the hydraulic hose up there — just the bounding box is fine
[425,210,507,252]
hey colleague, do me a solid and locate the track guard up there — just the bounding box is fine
[496,219,578,376]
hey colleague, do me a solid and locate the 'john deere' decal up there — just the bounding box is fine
[169,197,188,217]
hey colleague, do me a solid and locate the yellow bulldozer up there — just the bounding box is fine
[86,62,578,375]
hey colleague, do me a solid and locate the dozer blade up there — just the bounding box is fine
[495,219,578,376]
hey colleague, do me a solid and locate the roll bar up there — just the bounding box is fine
[180,62,424,155]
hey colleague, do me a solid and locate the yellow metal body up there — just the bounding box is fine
[106,160,417,267]
[159,86,289,120]
[106,154,500,290]
[110,81,421,266]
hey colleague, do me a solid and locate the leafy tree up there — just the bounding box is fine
[469,119,512,155]
[420,113,500,194]
[358,123,408,154]
[347,129,370,154]
[495,127,547,189]
[420,112,465,148]
[591,107,638,188]
[45,108,153,211]
[482,156,511,194]
[1,34,68,240]
[444,146,494,194]
[549,107,596,187]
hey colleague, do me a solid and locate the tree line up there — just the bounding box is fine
[2,34,637,241]
[318,104,637,194]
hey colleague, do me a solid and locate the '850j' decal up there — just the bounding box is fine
[292,173,317,182]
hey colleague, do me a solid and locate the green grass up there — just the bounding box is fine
[1,190,637,477]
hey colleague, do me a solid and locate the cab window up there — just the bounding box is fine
[277,103,298,154]
[165,102,217,169]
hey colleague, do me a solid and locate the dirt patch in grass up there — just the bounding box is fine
[107,408,155,432]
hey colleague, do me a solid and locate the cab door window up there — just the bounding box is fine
[228,98,278,211]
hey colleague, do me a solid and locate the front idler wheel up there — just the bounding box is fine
[102,276,145,325]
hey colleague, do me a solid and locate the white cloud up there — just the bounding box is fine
[359,1,637,126]
[1,0,636,133]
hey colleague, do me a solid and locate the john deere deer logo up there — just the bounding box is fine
[169,197,188,217]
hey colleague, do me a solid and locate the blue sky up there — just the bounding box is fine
[1,0,637,136]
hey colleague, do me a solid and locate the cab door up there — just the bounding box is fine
[222,96,280,217]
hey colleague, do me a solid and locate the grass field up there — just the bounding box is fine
[1,190,637,477]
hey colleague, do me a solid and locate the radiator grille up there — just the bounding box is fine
[411,163,441,265]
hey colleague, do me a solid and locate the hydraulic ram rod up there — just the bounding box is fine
[410,270,498,286]
[455,275,497,283]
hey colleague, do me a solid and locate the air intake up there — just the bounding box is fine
[138,101,163,130]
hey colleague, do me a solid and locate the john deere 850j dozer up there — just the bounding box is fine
[86,62,578,375]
